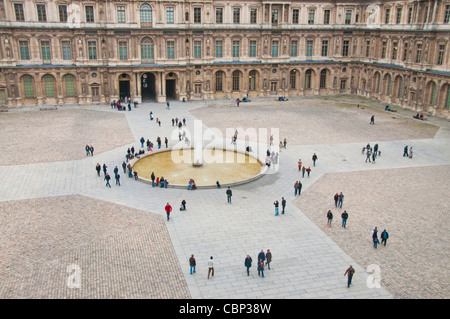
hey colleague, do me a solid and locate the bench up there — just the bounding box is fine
[39,107,57,111]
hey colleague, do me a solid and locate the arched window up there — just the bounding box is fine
[430,82,437,106]
[386,74,392,96]
[445,85,450,110]
[43,75,55,97]
[232,71,240,91]
[141,38,154,60]
[215,71,224,92]
[140,4,152,23]
[249,70,257,91]
[64,74,75,97]
[23,75,34,98]
[305,69,312,89]
[397,76,403,98]
[289,70,297,89]
[320,69,327,89]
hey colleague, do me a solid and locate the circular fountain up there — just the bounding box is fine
[131,146,266,188]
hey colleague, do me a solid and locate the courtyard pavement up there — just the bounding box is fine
[0,95,449,299]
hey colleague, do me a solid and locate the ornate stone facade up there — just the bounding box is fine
[0,0,449,116]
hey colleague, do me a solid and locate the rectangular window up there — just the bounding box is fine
[232,40,240,58]
[216,73,223,92]
[44,76,54,97]
[119,41,127,60]
[381,41,387,58]
[308,9,315,24]
[408,7,413,23]
[141,42,154,60]
[194,41,201,58]
[366,40,371,57]
[340,80,347,91]
[215,41,223,58]
[58,5,67,22]
[250,8,257,24]
[416,44,422,63]
[249,40,257,57]
[216,8,223,24]
[292,9,299,24]
[19,41,30,60]
[85,6,94,22]
[306,40,313,57]
[41,41,51,62]
[166,7,174,23]
[385,8,390,24]
[342,40,349,57]
[445,5,450,23]
[396,8,402,24]
[272,41,279,57]
[65,76,75,97]
[272,9,278,24]
[290,40,298,57]
[117,6,126,23]
[233,8,240,24]
[324,9,330,24]
[345,10,352,24]
[37,4,46,22]
[322,40,328,57]
[14,3,25,21]
[167,41,175,59]
[437,44,445,65]
[88,41,97,60]
[392,42,398,60]
[62,41,71,60]
[403,42,408,61]
[194,7,201,23]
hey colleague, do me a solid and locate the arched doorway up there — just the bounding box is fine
[141,72,156,101]
[166,72,177,100]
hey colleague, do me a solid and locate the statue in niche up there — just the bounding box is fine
[206,80,210,91]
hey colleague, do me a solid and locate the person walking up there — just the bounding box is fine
[167,102,170,110]
[341,210,348,228]
[257,259,265,278]
[298,159,302,171]
[370,115,375,125]
[265,249,272,270]
[381,229,389,246]
[122,161,127,174]
[226,187,232,204]
[165,202,172,221]
[95,163,101,177]
[302,166,306,178]
[257,249,265,264]
[104,173,111,188]
[274,200,279,216]
[372,227,379,248]
[338,192,344,208]
[403,145,409,157]
[294,181,299,196]
[306,167,311,177]
[165,137,168,148]
[140,137,145,148]
[115,173,120,186]
[327,210,333,227]
[297,181,302,195]
[244,255,252,276]
[102,163,107,177]
[334,193,339,207]
[281,197,286,214]
[189,254,196,275]
[312,153,318,166]
[90,145,94,156]
[207,256,214,279]
[409,147,413,159]
[344,265,355,288]
[366,149,372,163]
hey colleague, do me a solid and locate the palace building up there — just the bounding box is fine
[0,0,449,117]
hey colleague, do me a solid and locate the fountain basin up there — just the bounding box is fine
[130,147,266,189]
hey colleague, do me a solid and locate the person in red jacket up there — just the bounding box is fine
[165,203,172,221]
